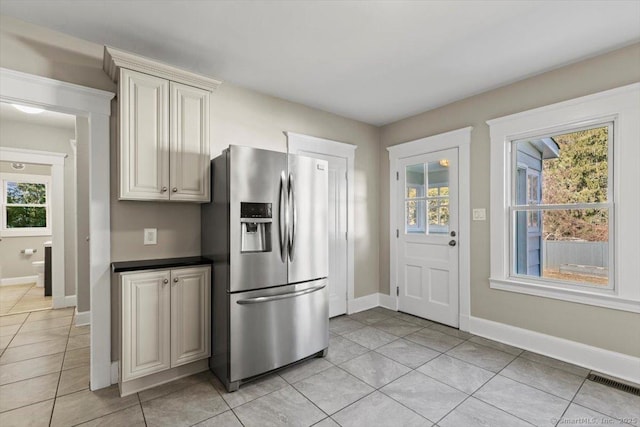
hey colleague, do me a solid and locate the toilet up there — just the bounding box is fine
[32,261,45,287]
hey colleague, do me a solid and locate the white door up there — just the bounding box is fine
[169,81,211,202]
[121,270,171,381]
[299,152,348,317]
[396,148,459,327]
[170,266,211,367]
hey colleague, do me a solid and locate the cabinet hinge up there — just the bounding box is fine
[396,229,399,238]
[345,171,348,181]
[345,231,348,240]
[396,171,399,180]
[396,286,399,296]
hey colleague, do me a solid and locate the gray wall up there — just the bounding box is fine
[0,119,77,299]
[379,43,640,357]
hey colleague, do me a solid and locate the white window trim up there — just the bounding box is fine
[1,172,52,236]
[488,83,640,313]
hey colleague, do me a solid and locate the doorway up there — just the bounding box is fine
[286,132,356,317]
[0,67,115,390]
[396,148,459,326]
[0,104,76,314]
[388,127,472,330]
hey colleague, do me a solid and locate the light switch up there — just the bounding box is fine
[472,208,486,221]
[144,228,157,245]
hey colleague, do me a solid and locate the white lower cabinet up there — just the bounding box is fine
[120,266,210,383]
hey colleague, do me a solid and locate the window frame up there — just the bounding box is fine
[509,121,614,292]
[1,172,52,237]
[488,83,640,313]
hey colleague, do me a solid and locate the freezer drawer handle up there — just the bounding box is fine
[236,284,326,305]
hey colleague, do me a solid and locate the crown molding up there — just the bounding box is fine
[103,46,222,92]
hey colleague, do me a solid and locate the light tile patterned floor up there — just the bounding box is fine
[0,283,52,315]
[1,308,638,426]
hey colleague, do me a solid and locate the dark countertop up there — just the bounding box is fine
[112,256,212,273]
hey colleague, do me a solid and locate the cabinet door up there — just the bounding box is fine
[119,68,170,200]
[169,82,211,202]
[170,266,211,367]
[121,270,171,381]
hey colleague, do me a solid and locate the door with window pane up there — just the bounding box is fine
[397,148,459,327]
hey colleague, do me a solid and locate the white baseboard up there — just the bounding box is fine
[53,295,77,309]
[75,309,90,326]
[378,292,397,310]
[468,316,640,385]
[0,275,38,286]
[348,293,379,314]
[111,361,119,385]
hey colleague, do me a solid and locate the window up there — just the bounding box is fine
[1,173,51,236]
[405,160,450,234]
[511,124,612,289]
[488,83,640,313]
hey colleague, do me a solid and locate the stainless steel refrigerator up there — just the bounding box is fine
[202,145,329,392]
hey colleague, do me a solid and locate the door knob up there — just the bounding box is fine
[172,187,178,192]
[163,279,168,284]
[450,231,456,237]
[161,186,168,192]
[173,277,179,283]
[449,240,457,247]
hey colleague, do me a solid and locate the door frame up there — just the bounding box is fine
[285,132,356,314]
[0,147,66,308]
[0,67,115,389]
[388,127,472,331]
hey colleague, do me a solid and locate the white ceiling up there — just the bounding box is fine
[1,1,638,126]
[0,102,76,130]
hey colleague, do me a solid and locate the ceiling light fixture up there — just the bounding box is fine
[439,159,450,167]
[12,104,45,114]
[11,162,26,170]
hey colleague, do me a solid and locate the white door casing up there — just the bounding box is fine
[388,127,472,331]
[0,67,115,390]
[286,132,356,317]
[397,149,459,327]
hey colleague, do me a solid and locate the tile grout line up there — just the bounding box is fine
[555,378,588,427]
[48,311,74,427]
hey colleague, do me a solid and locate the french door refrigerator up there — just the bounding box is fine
[202,145,329,392]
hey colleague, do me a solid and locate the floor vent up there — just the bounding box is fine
[587,373,640,396]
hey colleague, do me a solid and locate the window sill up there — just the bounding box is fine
[1,229,52,238]
[489,277,640,313]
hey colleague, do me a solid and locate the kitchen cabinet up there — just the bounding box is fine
[104,46,220,203]
[120,265,210,383]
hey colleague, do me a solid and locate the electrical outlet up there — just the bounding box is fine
[472,208,486,221]
[144,228,157,245]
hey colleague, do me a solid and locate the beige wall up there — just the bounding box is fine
[379,43,640,357]
[1,15,381,300]
[0,119,77,298]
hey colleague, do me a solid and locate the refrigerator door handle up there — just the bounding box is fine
[288,172,297,262]
[236,283,326,305]
[279,171,287,263]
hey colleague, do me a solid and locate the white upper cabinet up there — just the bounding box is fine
[119,69,170,200]
[169,82,210,202]
[104,46,221,203]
